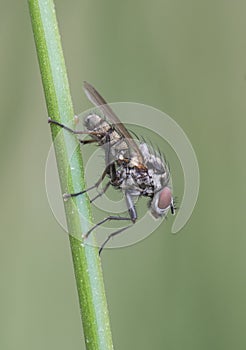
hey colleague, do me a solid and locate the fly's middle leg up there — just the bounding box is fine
[63,164,112,200]
[90,181,111,204]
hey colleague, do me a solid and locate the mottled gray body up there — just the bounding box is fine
[48,82,175,253]
[84,112,174,219]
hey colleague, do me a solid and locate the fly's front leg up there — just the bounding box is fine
[84,191,137,254]
[99,225,132,255]
[83,216,132,240]
[85,191,137,238]
[96,192,137,254]
[125,191,138,223]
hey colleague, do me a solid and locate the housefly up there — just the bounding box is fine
[48,82,175,253]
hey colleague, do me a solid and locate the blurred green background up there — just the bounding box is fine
[1,1,246,349]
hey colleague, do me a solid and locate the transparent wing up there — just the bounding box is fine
[83,81,144,164]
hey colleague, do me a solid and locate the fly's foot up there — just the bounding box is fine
[63,193,72,201]
[63,189,88,201]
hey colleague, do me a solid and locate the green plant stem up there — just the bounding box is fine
[28,1,114,349]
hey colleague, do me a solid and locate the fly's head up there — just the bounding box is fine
[150,186,175,218]
[139,142,175,219]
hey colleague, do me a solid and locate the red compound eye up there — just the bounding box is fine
[158,187,172,210]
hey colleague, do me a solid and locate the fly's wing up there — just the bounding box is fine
[83,81,144,165]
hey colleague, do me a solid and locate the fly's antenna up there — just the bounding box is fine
[173,196,179,210]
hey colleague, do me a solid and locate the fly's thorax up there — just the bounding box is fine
[117,167,152,195]
[129,154,140,167]
[139,143,165,173]
[139,143,171,187]
[116,167,142,196]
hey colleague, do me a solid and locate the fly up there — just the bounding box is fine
[48,82,175,254]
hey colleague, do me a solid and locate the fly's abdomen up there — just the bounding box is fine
[85,114,130,162]
[85,114,110,137]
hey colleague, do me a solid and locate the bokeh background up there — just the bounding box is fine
[1,1,246,349]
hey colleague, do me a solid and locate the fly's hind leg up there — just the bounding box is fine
[48,118,86,134]
[48,118,114,200]
[48,117,99,142]
[79,139,98,145]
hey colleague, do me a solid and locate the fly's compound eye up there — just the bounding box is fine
[158,187,173,212]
